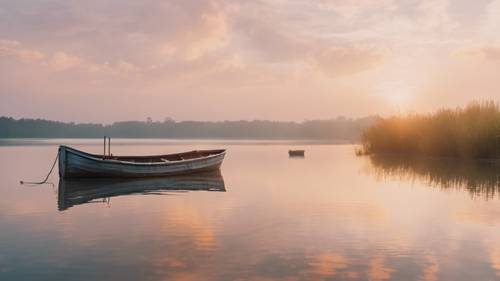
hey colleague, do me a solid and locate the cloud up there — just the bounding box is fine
[47,51,140,75]
[228,1,310,63]
[416,0,456,32]
[229,1,387,76]
[0,40,45,62]
[313,45,386,77]
[455,47,500,61]
[317,0,396,20]
[49,51,84,71]
[159,1,228,61]
[0,39,140,78]
[481,0,500,42]
[0,0,499,122]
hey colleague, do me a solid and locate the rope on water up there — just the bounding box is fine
[20,153,59,185]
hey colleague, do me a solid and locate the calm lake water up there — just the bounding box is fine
[0,139,499,281]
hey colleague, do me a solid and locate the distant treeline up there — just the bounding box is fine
[361,101,500,159]
[0,116,376,140]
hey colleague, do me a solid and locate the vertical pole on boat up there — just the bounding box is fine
[103,136,107,159]
[108,136,111,156]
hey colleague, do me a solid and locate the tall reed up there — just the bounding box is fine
[361,101,500,159]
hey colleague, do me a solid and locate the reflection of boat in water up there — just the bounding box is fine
[57,171,226,211]
[58,145,226,178]
[368,155,500,199]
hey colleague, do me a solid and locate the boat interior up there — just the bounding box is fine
[98,149,225,163]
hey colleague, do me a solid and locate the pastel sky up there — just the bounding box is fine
[1,0,500,122]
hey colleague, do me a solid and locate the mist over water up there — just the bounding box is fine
[0,140,499,280]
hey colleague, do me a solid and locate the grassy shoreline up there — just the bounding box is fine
[360,101,500,159]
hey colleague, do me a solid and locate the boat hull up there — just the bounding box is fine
[288,150,305,157]
[58,146,225,179]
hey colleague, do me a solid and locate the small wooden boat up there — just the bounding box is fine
[58,145,226,179]
[58,171,225,210]
[288,150,305,157]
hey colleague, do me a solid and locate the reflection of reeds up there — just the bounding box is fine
[361,101,500,159]
[368,155,500,200]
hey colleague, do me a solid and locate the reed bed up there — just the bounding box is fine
[361,101,500,159]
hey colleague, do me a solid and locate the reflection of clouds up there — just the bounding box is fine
[150,255,195,280]
[160,205,216,251]
[237,277,299,281]
[346,271,360,279]
[454,208,500,226]
[252,254,307,280]
[160,271,198,281]
[146,204,220,280]
[490,244,500,277]
[307,253,348,278]
[245,251,448,281]
[367,255,394,281]
[420,255,439,281]
[296,202,387,226]
[154,256,187,270]
[331,204,386,223]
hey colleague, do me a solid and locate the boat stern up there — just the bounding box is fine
[58,145,67,178]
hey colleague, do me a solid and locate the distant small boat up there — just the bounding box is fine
[288,150,305,157]
[58,145,226,179]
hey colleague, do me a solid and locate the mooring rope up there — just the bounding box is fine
[20,153,59,185]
